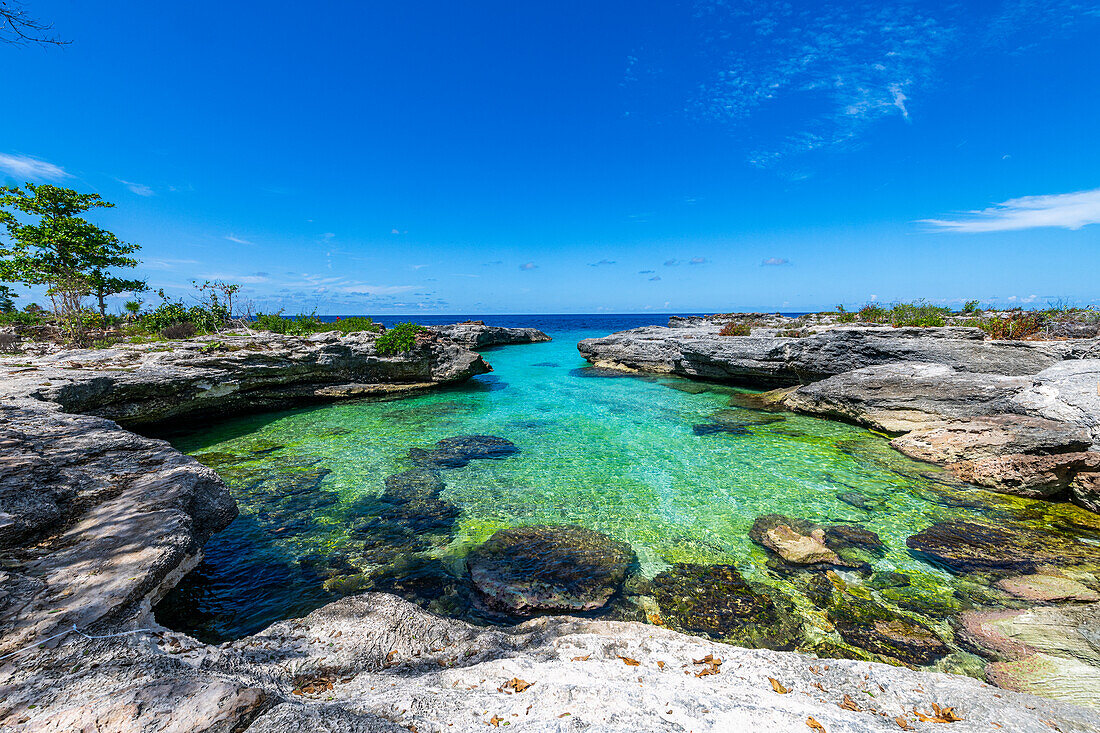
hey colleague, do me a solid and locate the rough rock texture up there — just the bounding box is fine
[1071,472,1100,513]
[579,322,1074,385]
[961,603,1100,707]
[890,414,1093,464]
[0,330,489,426]
[1014,360,1100,448]
[0,399,237,660]
[782,362,1031,434]
[430,321,551,350]
[12,593,1095,732]
[994,574,1100,603]
[947,452,1100,498]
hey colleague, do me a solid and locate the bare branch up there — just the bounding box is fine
[1,1,69,46]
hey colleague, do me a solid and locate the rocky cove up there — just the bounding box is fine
[2,317,1100,732]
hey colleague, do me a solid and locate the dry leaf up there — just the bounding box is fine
[571,654,590,662]
[838,694,861,712]
[488,715,502,727]
[619,656,641,666]
[895,717,913,730]
[807,716,826,732]
[932,704,962,723]
[503,678,532,693]
[656,660,666,669]
[696,666,719,678]
[769,677,790,694]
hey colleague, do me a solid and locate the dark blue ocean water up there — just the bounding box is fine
[320,313,807,333]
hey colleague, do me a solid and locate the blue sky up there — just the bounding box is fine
[2,0,1099,314]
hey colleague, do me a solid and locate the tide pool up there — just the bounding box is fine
[155,319,1100,676]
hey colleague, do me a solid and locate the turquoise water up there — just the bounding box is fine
[156,320,1100,674]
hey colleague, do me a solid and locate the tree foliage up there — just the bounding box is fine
[0,183,146,343]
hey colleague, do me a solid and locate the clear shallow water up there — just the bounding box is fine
[156,315,1100,675]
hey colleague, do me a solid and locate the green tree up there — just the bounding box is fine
[0,284,16,312]
[0,183,146,343]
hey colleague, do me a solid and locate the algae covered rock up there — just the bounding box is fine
[467,524,635,613]
[652,563,802,650]
[409,434,519,468]
[906,520,1100,574]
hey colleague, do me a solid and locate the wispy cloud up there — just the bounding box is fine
[649,275,662,281]
[689,257,708,265]
[519,262,538,271]
[921,188,1100,232]
[118,179,154,196]
[664,259,680,266]
[588,259,616,267]
[761,257,790,266]
[142,257,200,271]
[225,234,254,245]
[632,2,1100,168]
[0,152,70,181]
[639,269,655,274]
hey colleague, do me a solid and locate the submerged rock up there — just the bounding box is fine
[749,514,875,568]
[409,434,519,469]
[692,423,751,436]
[837,491,874,510]
[467,524,635,613]
[829,596,950,666]
[906,520,1100,574]
[994,574,1100,603]
[652,563,802,650]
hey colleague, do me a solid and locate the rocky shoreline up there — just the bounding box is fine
[579,317,1100,512]
[2,323,1099,730]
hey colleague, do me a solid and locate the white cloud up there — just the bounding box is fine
[225,234,254,245]
[118,179,154,196]
[0,153,70,181]
[761,257,790,266]
[519,262,538,271]
[921,188,1100,232]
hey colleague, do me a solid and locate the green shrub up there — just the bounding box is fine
[858,304,889,323]
[0,310,48,326]
[330,316,382,334]
[966,312,1044,340]
[888,301,949,328]
[718,322,752,336]
[836,312,857,323]
[961,300,981,315]
[141,297,229,334]
[374,322,427,354]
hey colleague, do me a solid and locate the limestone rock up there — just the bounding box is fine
[467,525,635,613]
[1014,360,1100,448]
[578,322,1074,387]
[783,362,1031,434]
[890,415,1093,464]
[995,574,1100,603]
[1071,472,1100,513]
[429,321,551,349]
[0,330,489,426]
[947,452,1100,499]
[764,524,840,565]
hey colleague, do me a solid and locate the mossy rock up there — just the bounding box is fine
[828,595,949,666]
[653,563,802,650]
[409,434,519,469]
[468,524,636,613]
[906,520,1100,575]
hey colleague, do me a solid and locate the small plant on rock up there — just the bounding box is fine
[374,322,427,354]
[718,322,751,336]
